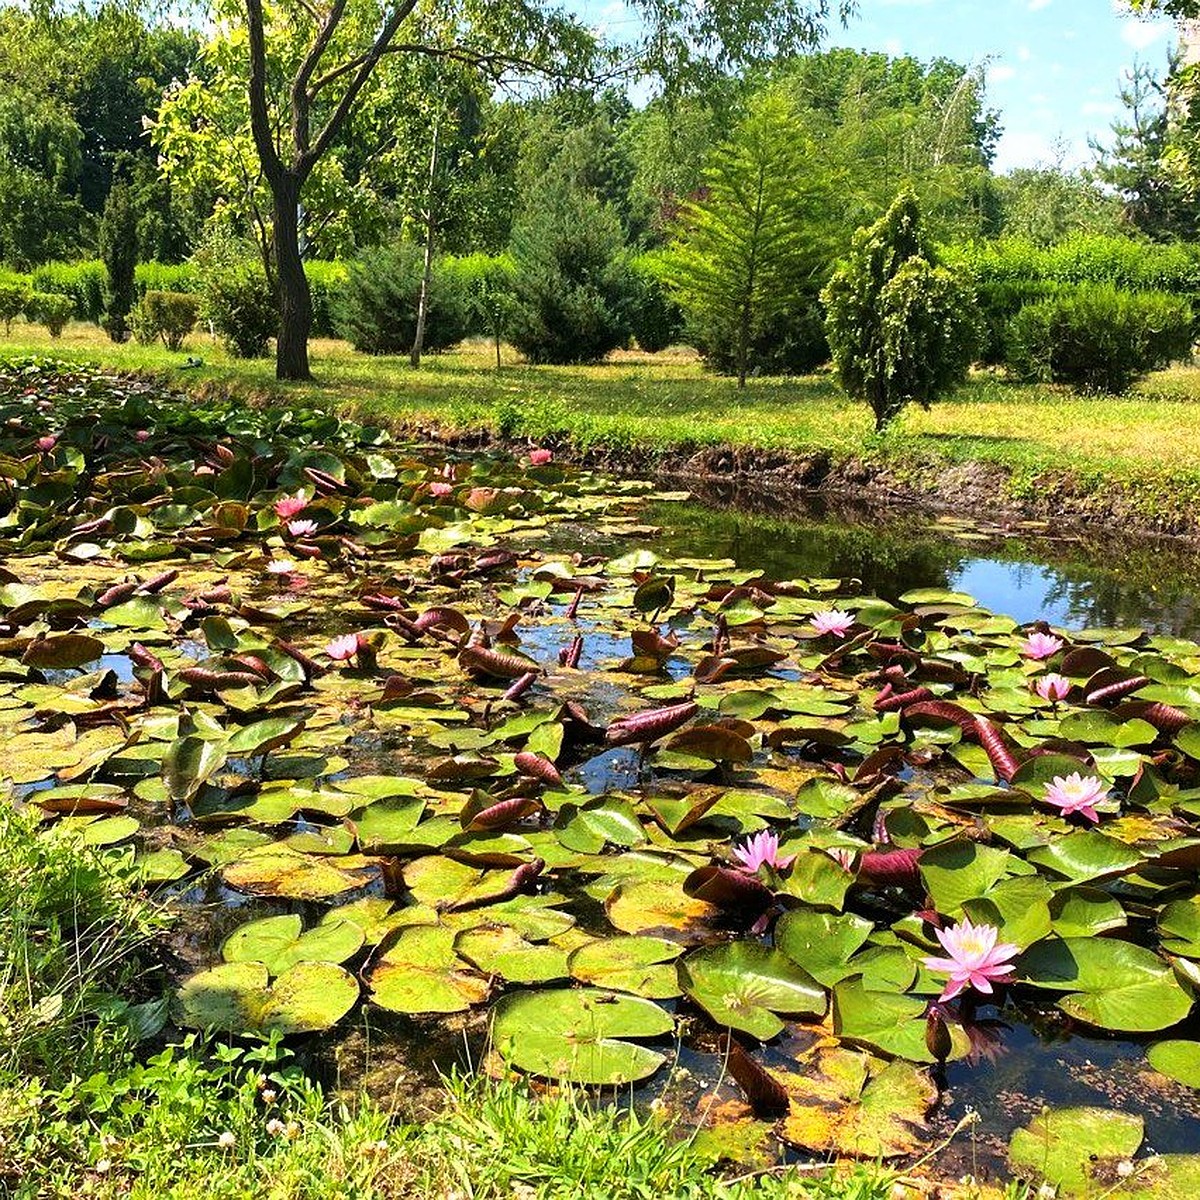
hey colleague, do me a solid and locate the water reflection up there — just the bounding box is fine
[647,483,1200,639]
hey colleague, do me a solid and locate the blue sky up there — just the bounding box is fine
[579,1,1182,173]
[837,1,1179,171]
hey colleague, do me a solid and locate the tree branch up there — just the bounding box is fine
[244,0,284,184]
[291,0,349,157]
[301,0,419,176]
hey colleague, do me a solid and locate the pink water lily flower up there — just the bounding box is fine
[922,915,1019,1002]
[428,481,453,498]
[1034,673,1071,702]
[1022,632,1064,660]
[266,559,298,575]
[325,633,362,661]
[286,518,318,537]
[274,492,307,520]
[528,448,553,466]
[1043,772,1108,822]
[35,434,57,452]
[811,609,855,638]
[135,429,150,443]
[732,830,795,873]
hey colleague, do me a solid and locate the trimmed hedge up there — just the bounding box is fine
[1006,284,1194,393]
[30,261,106,323]
[946,235,1200,365]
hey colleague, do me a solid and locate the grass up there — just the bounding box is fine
[6,322,1200,526]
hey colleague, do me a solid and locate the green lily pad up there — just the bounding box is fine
[491,987,673,1084]
[1148,1040,1200,1089]
[679,941,825,1039]
[368,926,490,1014]
[1020,937,1193,1031]
[222,914,363,975]
[1008,1107,1143,1194]
[177,960,358,1035]
[567,936,683,999]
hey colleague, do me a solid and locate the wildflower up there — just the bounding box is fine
[135,429,150,443]
[1043,772,1108,822]
[217,1131,236,1149]
[286,518,318,537]
[95,1159,112,1174]
[428,481,453,498]
[921,915,1019,1002]
[285,1121,301,1139]
[528,448,553,465]
[273,492,307,520]
[1022,632,1064,660]
[266,1118,285,1137]
[810,609,855,638]
[35,434,57,452]
[732,829,795,873]
[1034,673,1071,702]
[261,1088,277,1104]
[326,633,361,661]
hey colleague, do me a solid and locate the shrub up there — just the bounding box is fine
[132,290,200,351]
[30,261,106,323]
[201,262,276,358]
[450,252,518,368]
[1006,284,1194,393]
[507,178,634,365]
[692,296,829,375]
[0,282,30,335]
[99,181,138,342]
[335,243,469,355]
[25,291,75,338]
[824,190,976,431]
[627,254,684,353]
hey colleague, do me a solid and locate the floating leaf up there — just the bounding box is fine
[679,941,825,1039]
[491,988,672,1084]
[1020,937,1193,1031]
[177,960,358,1035]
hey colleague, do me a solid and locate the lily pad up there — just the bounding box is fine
[491,987,673,1084]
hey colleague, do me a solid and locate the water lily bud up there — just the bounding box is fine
[925,1006,953,1063]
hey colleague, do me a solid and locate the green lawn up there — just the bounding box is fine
[8,322,1200,522]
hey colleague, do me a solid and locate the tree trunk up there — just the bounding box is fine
[410,122,440,369]
[274,174,313,381]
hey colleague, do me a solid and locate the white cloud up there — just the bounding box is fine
[884,37,904,56]
[988,63,1018,83]
[1120,18,1172,51]
[1028,0,1052,11]
[1017,45,1032,62]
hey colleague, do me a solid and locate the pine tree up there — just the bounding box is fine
[99,180,138,342]
[822,190,976,431]
[657,90,829,387]
[507,176,633,365]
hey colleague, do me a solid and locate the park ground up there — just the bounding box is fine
[7,323,1200,537]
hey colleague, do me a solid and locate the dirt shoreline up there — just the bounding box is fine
[175,370,1200,540]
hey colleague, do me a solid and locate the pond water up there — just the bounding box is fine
[9,366,1200,1193]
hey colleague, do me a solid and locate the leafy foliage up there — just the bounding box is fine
[823,190,975,429]
[1006,284,1194,393]
[658,90,830,385]
[201,262,277,359]
[132,290,200,351]
[25,291,75,338]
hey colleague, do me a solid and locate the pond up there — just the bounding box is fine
[6,362,1200,1196]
